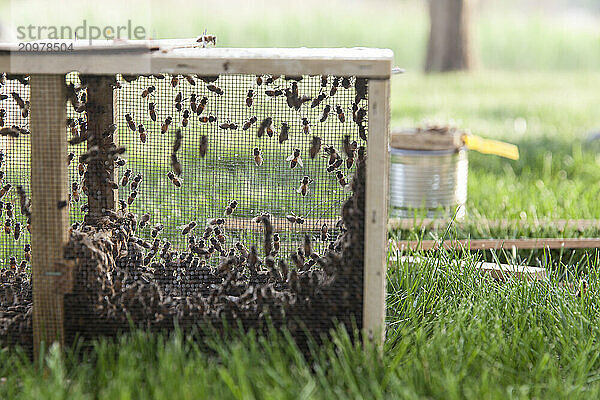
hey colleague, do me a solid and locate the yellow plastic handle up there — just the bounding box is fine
[463,135,519,160]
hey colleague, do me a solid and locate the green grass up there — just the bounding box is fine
[392,71,600,223]
[3,1,600,71]
[3,252,600,399]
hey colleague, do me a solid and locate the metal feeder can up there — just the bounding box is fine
[389,128,467,219]
[389,127,519,220]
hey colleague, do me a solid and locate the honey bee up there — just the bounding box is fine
[342,77,351,89]
[246,89,254,107]
[203,226,213,240]
[256,75,263,86]
[310,91,326,108]
[346,154,355,169]
[127,190,138,205]
[119,199,127,210]
[297,176,312,197]
[214,226,226,244]
[18,260,27,272]
[210,237,223,253]
[121,169,132,186]
[115,157,127,167]
[357,146,366,162]
[174,91,182,104]
[303,234,312,257]
[80,203,89,212]
[9,256,16,269]
[11,92,25,109]
[148,102,157,122]
[358,124,367,141]
[266,122,274,137]
[26,217,31,233]
[199,113,216,123]
[301,118,311,135]
[309,136,322,159]
[0,109,5,127]
[67,152,75,165]
[208,218,225,226]
[242,116,257,131]
[196,96,208,115]
[335,105,345,123]
[21,101,30,118]
[326,157,343,173]
[317,104,332,124]
[336,170,348,188]
[151,223,164,238]
[130,173,143,191]
[324,146,340,166]
[355,77,367,103]
[199,135,208,157]
[167,171,182,187]
[285,214,304,224]
[196,32,217,47]
[134,124,145,144]
[265,88,283,97]
[253,147,263,166]
[206,84,224,95]
[266,75,280,84]
[141,85,155,98]
[24,244,31,261]
[4,218,11,234]
[171,75,179,87]
[342,135,357,157]
[257,117,272,138]
[161,116,172,134]
[5,202,13,219]
[185,75,196,86]
[139,213,151,229]
[272,233,280,254]
[330,77,340,96]
[181,221,197,235]
[125,113,136,131]
[353,104,366,125]
[0,183,12,198]
[320,223,328,241]
[14,222,20,241]
[78,162,85,177]
[182,109,190,127]
[235,241,249,258]
[286,148,303,169]
[225,200,238,215]
[279,122,289,144]
[190,93,197,112]
[219,120,238,130]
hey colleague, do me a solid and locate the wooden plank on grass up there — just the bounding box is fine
[388,218,600,231]
[397,238,600,251]
[401,256,548,281]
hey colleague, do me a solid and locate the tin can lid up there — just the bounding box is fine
[390,126,465,151]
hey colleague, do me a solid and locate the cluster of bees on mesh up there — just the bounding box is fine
[57,71,368,277]
[0,74,34,273]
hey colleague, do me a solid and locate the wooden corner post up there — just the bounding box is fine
[30,75,69,358]
[364,78,390,344]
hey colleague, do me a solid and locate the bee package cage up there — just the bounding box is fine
[0,40,392,357]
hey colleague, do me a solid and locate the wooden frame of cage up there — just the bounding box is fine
[0,40,393,356]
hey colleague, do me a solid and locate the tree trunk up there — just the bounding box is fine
[425,0,474,73]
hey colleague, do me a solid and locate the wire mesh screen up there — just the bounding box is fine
[1,71,369,352]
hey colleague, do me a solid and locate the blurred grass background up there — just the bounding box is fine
[2,0,600,232]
